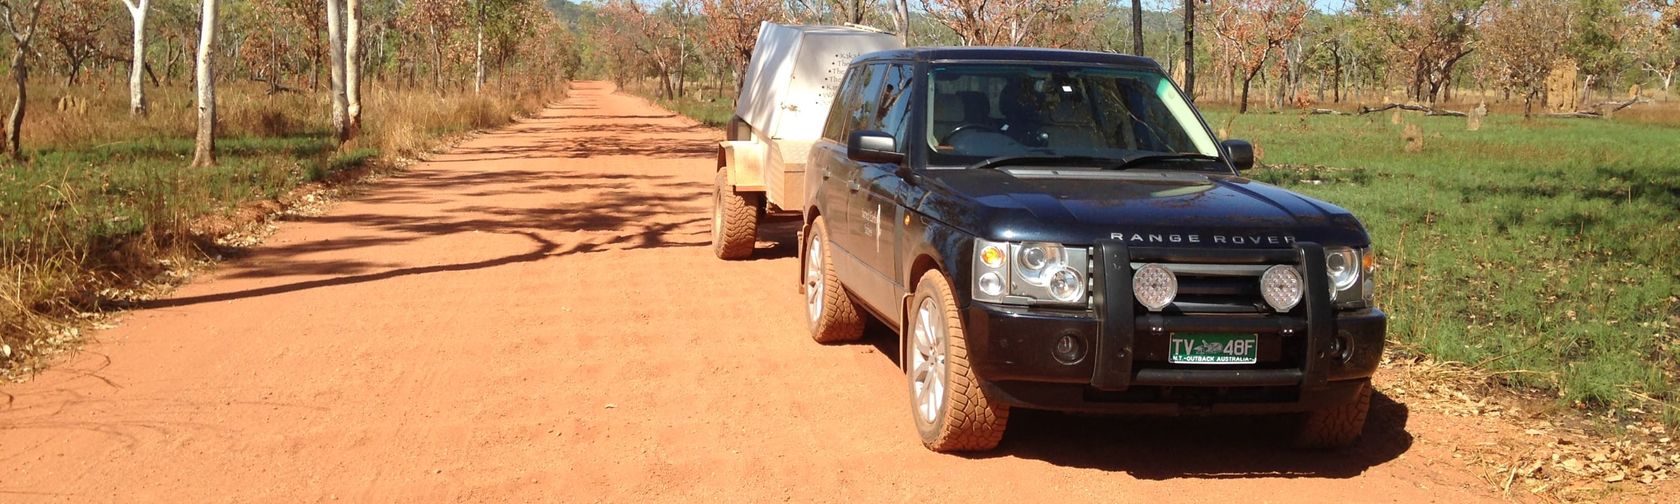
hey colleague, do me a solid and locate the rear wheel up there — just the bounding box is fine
[908,270,1009,452]
[1294,379,1373,450]
[711,169,758,260]
[804,217,864,343]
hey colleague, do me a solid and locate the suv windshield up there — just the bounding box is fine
[925,63,1219,167]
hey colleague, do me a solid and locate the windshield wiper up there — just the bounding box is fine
[966,155,1127,171]
[1107,153,1221,170]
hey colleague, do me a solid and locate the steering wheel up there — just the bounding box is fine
[940,123,1004,145]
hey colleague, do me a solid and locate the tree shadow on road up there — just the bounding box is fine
[138,166,716,309]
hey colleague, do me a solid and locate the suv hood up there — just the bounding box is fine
[915,168,1370,248]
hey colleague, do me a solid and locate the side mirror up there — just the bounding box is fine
[847,130,904,165]
[1221,139,1254,172]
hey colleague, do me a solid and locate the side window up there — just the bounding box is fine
[843,63,888,137]
[875,64,915,150]
[822,67,864,142]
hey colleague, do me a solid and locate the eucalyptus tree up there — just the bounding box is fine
[121,0,151,115]
[191,0,217,168]
[0,0,43,160]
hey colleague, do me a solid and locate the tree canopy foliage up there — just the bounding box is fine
[569,0,1678,114]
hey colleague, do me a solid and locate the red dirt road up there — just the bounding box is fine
[4,83,1507,502]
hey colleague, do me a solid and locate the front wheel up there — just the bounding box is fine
[711,169,758,260]
[908,270,1009,452]
[1294,379,1373,450]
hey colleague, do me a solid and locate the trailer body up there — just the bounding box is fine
[719,23,901,212]
[711,23,900,260]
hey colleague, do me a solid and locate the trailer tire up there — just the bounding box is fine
[712,169,758,260]
[1294,379,1372,450]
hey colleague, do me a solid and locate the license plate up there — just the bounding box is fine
[1169,333,1259,364]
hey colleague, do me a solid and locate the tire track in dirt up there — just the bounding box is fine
[3,82,1508,502]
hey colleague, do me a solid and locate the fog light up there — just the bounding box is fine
[1260,264,1303,312]
[1132,263,1177,311]
[978,271,1005,296]
[1052,333,1085,364]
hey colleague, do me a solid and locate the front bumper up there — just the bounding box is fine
[963,242,1387,415]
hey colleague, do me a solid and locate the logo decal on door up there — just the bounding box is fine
[859,204,882,252]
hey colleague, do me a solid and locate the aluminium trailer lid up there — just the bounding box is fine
[734,23,902,143]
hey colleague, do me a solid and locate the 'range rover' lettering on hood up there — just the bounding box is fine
[913,168,1370,247]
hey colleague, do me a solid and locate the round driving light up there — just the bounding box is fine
[1052,333,1086,364]
[979,244,1006,269]
[978,271,1005,296]
[1260,264,1304,312]
[1132,263,1177,311]
[1047,267,1085,302]
[1326,249,1359,292]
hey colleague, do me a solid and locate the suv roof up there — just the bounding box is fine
[855,46,1160,69]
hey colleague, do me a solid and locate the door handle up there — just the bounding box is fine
[847,180,863,193]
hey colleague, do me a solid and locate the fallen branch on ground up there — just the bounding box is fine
[1353,102,1468,117]
[1545,97,1656,119]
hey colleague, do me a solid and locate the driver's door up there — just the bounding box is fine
[850,63,917,323]
[826,64,888,273]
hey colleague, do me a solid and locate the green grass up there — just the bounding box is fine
[0,135,376,369]
[653,95,733,128]
[4,135,366,243]
[1203,109,1680,423]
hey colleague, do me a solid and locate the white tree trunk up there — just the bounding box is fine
[123,0,151,116]
[326,0,348,143]
[191,0,218,167]
[893,0,908,45]
[474,11,484,95]
[345,0,361,134]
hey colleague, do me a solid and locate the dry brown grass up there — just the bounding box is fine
[360,81,561,158]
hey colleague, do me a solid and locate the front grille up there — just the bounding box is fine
[1090,242,1332,392]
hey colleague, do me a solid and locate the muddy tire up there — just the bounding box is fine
[907,270,1009,452]
[711,169,758,260]
[803,217,864,343]
[1294,379,1372,450]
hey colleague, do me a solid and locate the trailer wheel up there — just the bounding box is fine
[712,169,758,260]
[1294,379,1372,450]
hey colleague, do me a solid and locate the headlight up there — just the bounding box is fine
[1325,247,1359,292]
[1326,246,1374,308]
[1015,243,1066,286]
[1131,263,1177,311]
[973,240,1089,306]
[1259,264,1303,312]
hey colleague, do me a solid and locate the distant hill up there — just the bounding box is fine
[545,0,594,26]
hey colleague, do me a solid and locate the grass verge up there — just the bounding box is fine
[1203,108,1680,427]
[618,80,734,127]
